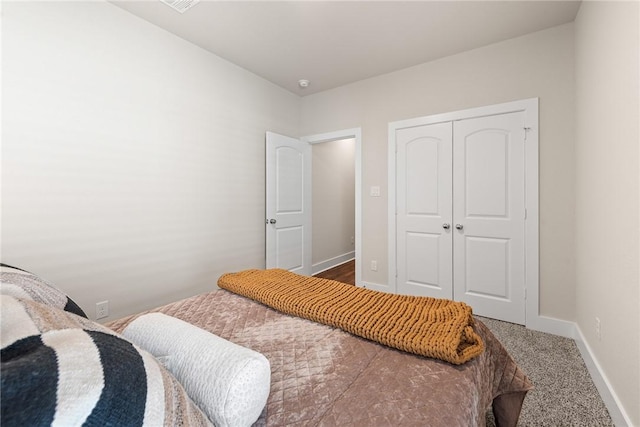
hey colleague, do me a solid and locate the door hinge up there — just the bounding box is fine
[524,209,527,220]
[524,288,527,300]
[524,127,531,140]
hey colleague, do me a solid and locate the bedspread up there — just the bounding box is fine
[108,289,532,427]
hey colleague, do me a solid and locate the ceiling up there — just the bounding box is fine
[111,1,581,96]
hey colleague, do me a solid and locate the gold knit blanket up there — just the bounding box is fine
[218,269,484,365]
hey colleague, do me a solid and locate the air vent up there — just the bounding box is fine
[160,0,200,14]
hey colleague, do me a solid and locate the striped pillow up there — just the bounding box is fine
[0,264,87,318]
[0,295,212,427]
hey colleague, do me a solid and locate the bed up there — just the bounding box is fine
[108,272,533,427]
[1,265,532,427]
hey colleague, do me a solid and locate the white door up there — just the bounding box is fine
[265,132,312,275]
[396,122,453,299]
[453,112,526,324]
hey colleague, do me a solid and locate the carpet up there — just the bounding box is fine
[481,316,613,426]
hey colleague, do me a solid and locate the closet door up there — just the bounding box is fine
[396,122,453,299]
[452,112,526,324]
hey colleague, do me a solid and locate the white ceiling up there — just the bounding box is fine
[111,1,581,96]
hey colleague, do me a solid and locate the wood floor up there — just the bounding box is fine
[313,260,355,285]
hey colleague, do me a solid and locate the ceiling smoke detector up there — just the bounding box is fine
[298,79,310,89]
[160,0,200,14]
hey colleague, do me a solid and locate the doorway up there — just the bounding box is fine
[265,128,362,285]
[303,128,362,286]
[310,137,356,276]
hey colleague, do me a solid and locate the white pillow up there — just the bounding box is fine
[122,313,270,427]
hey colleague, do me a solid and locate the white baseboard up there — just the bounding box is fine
[527,314,575,338]
[573,325,633,427]
[311,252,355,275]
[357,281,392,293]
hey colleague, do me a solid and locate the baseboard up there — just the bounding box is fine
[311,252,355,275]
[573,325,633,427]
[357,281,392,293]
[527,314,575,338]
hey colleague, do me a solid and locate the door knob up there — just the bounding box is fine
[455,224,464,230]
[266,219,277,224]
[442,223,450,230]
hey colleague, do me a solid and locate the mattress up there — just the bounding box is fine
[108,289,532,427]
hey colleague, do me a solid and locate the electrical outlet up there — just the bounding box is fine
[370,260,378,271]
[96,301,109,320]
[595,317,601,340]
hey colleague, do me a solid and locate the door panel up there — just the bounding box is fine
[406,232,442,289]
[266,132,311,275]
[276,147,304,213]
[275,226,304,271]
[465,132,509,217]
[396,122,453,298]
[406,140,440,214]
[453,112,525,324]
[465,236,509,298]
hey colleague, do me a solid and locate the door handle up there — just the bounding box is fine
[442,223,450,230]
[455,224,464,230]
[268,219,277,224]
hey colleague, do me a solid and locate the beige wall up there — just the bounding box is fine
[574,2,639,424]
[311,139,356,267]
[1,1,300,320]
[300,24,576,321]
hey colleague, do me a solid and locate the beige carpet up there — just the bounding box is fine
[480,316,613,426]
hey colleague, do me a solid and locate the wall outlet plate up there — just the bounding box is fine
[96,301,109,320]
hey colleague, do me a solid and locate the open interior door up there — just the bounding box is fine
[265,132,312,275]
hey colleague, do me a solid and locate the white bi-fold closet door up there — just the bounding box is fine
[393,106,532,324]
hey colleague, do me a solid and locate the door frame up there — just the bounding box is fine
[302,128,362,287]
[388,98,540,328]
